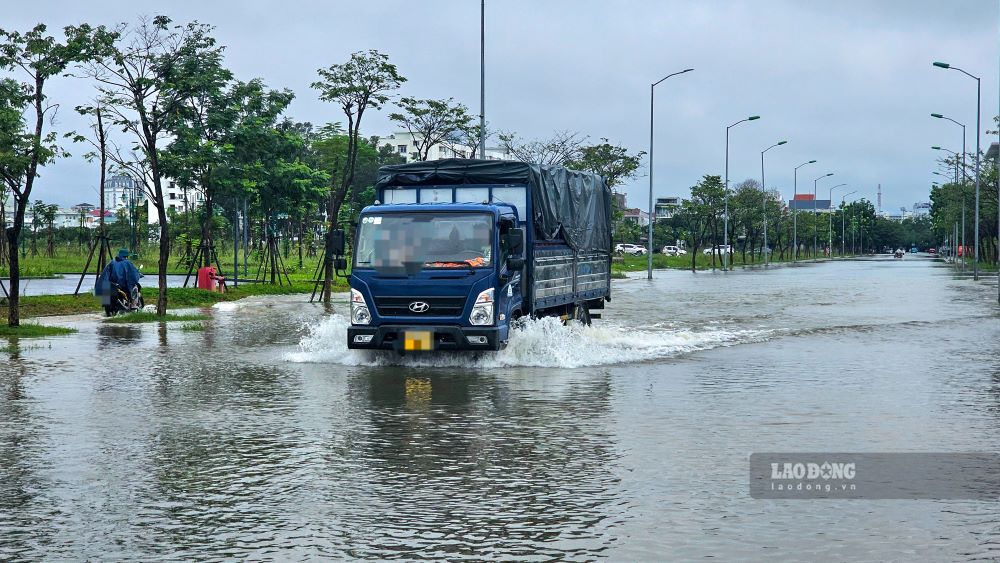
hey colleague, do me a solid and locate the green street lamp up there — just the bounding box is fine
[931,146,960,184]
[933,61,981,280]
[840,190,857,256]
[647,67,694,279]
[813,173,834,260]
[792,159,817,261]
[828,183,847,256]
[724,115,760,271]
[760,140,788,266]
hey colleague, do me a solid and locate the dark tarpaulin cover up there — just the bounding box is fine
[374,159,612,253]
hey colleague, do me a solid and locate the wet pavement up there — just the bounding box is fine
[1,256,999,560]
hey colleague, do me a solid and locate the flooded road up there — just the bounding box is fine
[3,273,190,297]
[2,257,999,560]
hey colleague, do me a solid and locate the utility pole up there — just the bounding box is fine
[479,0,486,159]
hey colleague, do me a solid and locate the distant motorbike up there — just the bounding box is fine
[105,282,144,317]
[893,250,904,259]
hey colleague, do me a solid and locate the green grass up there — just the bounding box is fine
[0,244,336,280]
[0,278,347,320]
[105,312,209,324]
[0,323,77,338]
[180,322,206,332]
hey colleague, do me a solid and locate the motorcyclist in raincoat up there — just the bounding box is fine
[96,249,143,313]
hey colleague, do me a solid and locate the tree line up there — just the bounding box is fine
[928,141,999,263]
[616,174,937,271]
[0,17,646,326]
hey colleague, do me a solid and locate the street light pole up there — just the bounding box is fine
[813,173,834,260]
[828,183,846,255]
[792,160,817,262]
[932,113,968,271]
[760,140,787,267]
[479,0,486,159]
[841,190,857,256]
[647,68,694,280]
[933,61,981,280]
[724,115,760,271]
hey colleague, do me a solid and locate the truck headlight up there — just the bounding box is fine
[469,288,494,326]
[351,288,371,325]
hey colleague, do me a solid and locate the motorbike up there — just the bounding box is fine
[104,282,145,317]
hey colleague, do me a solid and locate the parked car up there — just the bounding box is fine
[661,245,687,256]
[702,245,733,256]
[615,243,647,256]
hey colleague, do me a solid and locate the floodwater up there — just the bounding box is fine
[2,273,189,297]
[1,257,999,560]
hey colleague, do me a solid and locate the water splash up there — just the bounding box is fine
[285,315,768,368]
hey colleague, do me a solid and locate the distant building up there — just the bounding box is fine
[381,131,514,163]
[912,202,931,216]
[622,207,650,227]
[986,142,998,165]
[146,181,202,224]
[788,194,832,212]
[654,196,682,220]
[104,175,143,211]
[612,191,627,211]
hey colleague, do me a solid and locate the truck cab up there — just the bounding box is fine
[348,202,525,352]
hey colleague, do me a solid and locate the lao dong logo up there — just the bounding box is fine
[771,461,856,480]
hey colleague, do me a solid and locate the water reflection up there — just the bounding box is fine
[333,369,622,559]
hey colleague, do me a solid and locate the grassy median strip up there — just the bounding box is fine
[0,278,347,320]
[0,324,77,338]
[105,312,209,324]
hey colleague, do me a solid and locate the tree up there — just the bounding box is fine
[388,97,472,161]
[446,121,489,158]
[496,129,584,165]
[564,139,645,189]
[41,202,56,257]
[312,49,405,302]
[159,59,235,269]
[0,23,110,325]
[87,16,224,315]
[679,175,725,271]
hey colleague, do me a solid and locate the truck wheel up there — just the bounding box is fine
[566,302,591,326]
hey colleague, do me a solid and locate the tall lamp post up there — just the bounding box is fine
[792,159,817,262]
[647,68,694,279]
[813,173,834,259]
[724,114,760,271]
[933,61,980,280]
[931,146,960,184]
[828,183,846,256]
[931,111,969,270]
[479,0,486,159]
[932,148,967,270]
[841,190,857,256]
[760,140,787,266]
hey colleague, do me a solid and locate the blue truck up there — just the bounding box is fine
[342,159,612,352]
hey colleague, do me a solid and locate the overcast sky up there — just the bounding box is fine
[4,0,998,212]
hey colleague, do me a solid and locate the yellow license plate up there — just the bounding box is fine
[403,330,434,351]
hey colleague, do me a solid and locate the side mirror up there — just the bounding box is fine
[507,257,524,271]
[506,228,524,256]
[328,229,346,256]
[334,258,348,271]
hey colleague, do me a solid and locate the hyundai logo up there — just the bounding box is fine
[408,301,430,313]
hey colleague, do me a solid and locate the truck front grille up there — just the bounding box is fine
[374,296,467,317]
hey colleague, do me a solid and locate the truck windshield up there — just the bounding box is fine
[354,213,494,271]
